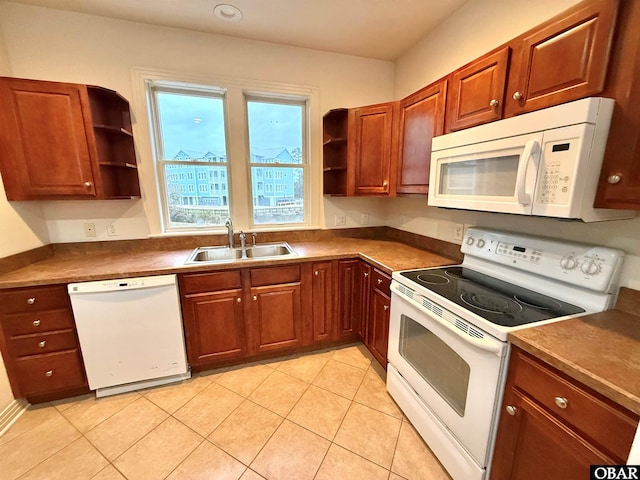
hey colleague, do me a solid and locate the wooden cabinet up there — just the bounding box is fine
[322,109,349,196]
[366,269,391,367]
[505,0,618,117]
[490,347,638,479]
[595,0,640,210]
[0,285,88,402]
[337,259,368,340]
[349,102,398,196]
[311,261,335,342]
[0,77,141,200]
[445,48,510,132]
[179,271,248,368]
[396,80,447,194]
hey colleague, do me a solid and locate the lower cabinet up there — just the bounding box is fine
[490,346,639,479]
[366,268,391,367]
[311,261,335,342]
[0,285,89,402]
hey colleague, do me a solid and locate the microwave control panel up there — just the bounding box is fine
[535,140,576,205]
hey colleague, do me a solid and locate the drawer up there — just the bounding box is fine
[2,308,75,336]
[15,349,86,396]
[0,285,69,314]
[180,271,242,294]
[372,269,391,293]
[9,330,78,357]
[250,265,301,286]
[512,349,638,460]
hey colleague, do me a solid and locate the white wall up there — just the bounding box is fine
[0,1,395,239]
[391,0,640,290]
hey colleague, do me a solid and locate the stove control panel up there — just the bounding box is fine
[462,227,625,292]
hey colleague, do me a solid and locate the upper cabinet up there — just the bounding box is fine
[348,102,398,196]
[445,48,509,132]
[504,0,619,116]
[0,77,141,201]
[397,80,447,194]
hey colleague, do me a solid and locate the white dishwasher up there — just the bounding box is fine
[68,274,190,397]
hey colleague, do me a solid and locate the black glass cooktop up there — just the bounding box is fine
[400,266,584,327]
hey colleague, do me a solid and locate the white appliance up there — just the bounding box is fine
[387,227,624,480]
[68,274,190,397]
[428,97,635,222]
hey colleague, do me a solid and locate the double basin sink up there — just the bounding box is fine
[185,242,297,265]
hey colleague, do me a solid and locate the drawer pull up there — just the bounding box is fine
[377,278,383,285]
[554,396,569,409]
[506,405,518,416]
[236,297,241,303]
[33,319,41,327]
[45,370,53,377]
[27,297,36,305]
[364,272,369,278]
[38,341,46,348]
[383,305,389,311]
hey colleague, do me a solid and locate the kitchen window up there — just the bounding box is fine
[138,69,318,234]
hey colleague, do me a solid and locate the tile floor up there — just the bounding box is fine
[0,344,451,480]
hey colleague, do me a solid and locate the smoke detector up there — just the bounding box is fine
[213,4,243,23]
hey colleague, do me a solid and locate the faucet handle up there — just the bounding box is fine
[252,233,257,246]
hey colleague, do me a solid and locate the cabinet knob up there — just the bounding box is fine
[26,297,36,305]
[489,99,499,107]
[45,370,53,377]
[554,396,569,409]
[607,174,622,184]
[383,181,388,187]
[364,272,369,277]
[253,295,257,301]
[236,297,241,303]
[84,181,92,188]
[512,91,523,100]
[383,305,389,311]
[33,319,41,327]
[377,278,383,285]
[38,341,46,348]
[506,405,518,416]
[314,271,319,276]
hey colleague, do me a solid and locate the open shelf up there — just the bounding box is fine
[322,108,349,195]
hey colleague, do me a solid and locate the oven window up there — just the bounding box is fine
[399,314,470,416]
[439,155,519,196]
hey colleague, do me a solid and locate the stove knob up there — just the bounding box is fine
[581,260,601,275]
[560,256,577,270]
[466,237,475,246]
[477,239,486,248]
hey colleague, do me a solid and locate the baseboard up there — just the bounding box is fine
[0,398,29,437]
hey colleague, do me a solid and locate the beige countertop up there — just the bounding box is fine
[0,237,457,289]
[509,287,640,416]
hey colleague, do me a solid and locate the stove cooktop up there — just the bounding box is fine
[399,266,585,328]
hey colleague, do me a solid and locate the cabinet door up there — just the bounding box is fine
[445,47,510,132]
[311,262,334,342]
[250,282,302,353]
[182,289,246,366]
[357,262,372,342]
[349,103,396,195]
[369,287,390,368]
[490,390,615,480]
[505,0,618,116]
[0,78,96,199]
[337,260,365,340]
[397,80,447,194]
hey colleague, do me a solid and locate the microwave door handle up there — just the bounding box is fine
[515,139,540,205]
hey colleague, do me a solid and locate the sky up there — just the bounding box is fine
[157,91,302,160]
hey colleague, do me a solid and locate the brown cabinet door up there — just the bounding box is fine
[0,78,96,199]
[490,390,615,480]
[249,282,302,353]
[311,262,334,342]
[181,289,247,366]
[349,103,396,195]
[368,286,390,367]
[336,260,366,340]
[357,262,372,342]
[397,80,447,194]
[505,0,618,116]
[445,47,510,132]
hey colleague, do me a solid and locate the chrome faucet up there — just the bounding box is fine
[239,231,247,258]
[224,217,234,248]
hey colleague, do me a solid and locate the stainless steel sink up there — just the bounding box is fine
[185,242,296,265]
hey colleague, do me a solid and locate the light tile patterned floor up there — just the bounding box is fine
[0,344,452,480]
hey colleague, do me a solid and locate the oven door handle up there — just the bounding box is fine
[392,288,504,355]
[515,139,540,206]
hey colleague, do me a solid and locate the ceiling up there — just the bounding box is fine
[6,0,469,61]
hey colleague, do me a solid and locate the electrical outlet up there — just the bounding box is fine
[84,222,96,238]
[334,214,346,226]
[360,213,369,225]
[453,223,464,241]
[106,223,118,236]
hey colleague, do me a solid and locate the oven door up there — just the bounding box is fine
[388,285,509,466]
[428,133,542,214]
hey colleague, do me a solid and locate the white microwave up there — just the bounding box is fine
[428,97,635,222]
